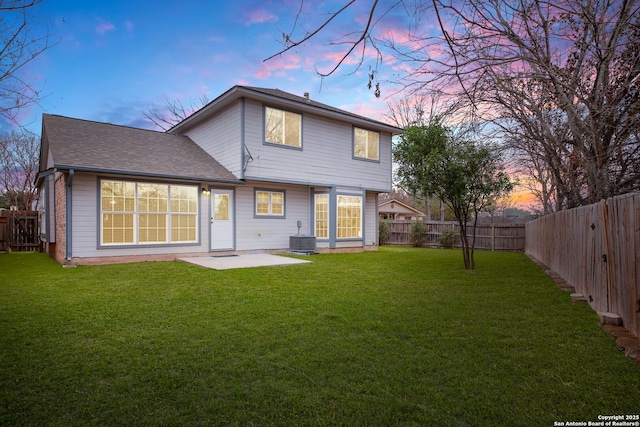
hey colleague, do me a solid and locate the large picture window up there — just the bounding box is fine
[265,106,301,148]
[337,195,362,239]
[354,127,379,161]
[100,180,198,246]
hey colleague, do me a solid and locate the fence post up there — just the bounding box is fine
[491,225,495,251]
[600,200,613,313]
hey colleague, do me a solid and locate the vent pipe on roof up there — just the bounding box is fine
[304,92,310,101]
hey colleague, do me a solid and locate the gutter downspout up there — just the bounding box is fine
[66,169,74,261]
[329,187,337,249]
[45,174,51,242]
[240,97,246,180]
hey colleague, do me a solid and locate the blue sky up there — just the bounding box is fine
[11,0,535,208]
[19,0,403,134]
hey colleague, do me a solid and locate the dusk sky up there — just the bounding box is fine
[16,0,533,208]
[21,0,406,134]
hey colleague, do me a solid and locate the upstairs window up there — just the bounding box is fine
[354,127,379,161]
[265,106,302,148]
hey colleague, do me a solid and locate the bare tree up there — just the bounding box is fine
[384,91,466,129]
[265,0,385,90]
[0,0,53,125]
[268,0,640,210]
[507,132,561,215]
[144,95,209,131]
[0,130,39,209]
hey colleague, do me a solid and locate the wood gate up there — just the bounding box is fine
[0,210,41,252]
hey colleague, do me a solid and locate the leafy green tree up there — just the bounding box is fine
[0,192,9,209]
[394,123,514,269]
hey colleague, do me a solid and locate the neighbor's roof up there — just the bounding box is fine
[40,114,241,184]
[379,198,425,216]
[170,85,402,135]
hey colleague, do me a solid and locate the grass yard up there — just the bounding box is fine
[1,247,638,426]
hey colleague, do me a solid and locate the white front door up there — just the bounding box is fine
[210,189,234,250]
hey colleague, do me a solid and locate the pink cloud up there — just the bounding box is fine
[245,8,277,25]
[253,54,302,80]
[321,51,362,67]
[313,45,381,76]
[343,100,389,123]
[96,21,115,34]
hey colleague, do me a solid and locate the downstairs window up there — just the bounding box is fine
[100,180,198,246]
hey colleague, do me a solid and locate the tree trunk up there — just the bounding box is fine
[425,196,431,221]
[458,220,471,269]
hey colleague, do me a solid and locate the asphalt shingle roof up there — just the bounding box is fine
[42,114,240,184]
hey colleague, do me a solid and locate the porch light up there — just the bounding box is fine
[201,187,210,195]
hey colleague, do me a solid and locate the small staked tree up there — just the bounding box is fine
[394,122,514,269]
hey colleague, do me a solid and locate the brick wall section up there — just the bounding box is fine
[54,174,66,263]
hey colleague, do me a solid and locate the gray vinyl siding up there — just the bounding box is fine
[242,100,392,192]
[69,173,210,259]
[364,191,379,246]
[184,101,243,177]
[71,173,95,256]
[235,182,311,251]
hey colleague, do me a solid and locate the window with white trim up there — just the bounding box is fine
[255,190,285,217]
[170,185,198,242]
[265,106,302,147]
[100,180,198,246]
[314,194,329,238]
[337,195,362,239]
[354,127,379,160]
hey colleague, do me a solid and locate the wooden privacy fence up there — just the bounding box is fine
[0,210,41,252]
[383,220,526,251]
[525,193,640,338]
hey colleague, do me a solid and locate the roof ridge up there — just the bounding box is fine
[43,113,170,136]
[234,86,401,131]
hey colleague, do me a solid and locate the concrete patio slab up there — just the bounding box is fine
[178,254,311,270]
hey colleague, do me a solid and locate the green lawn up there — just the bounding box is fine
[1,248,638,426]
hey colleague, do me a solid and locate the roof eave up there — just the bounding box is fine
[53,164,243,186]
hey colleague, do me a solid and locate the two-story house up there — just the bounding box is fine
[37,86,401,265]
